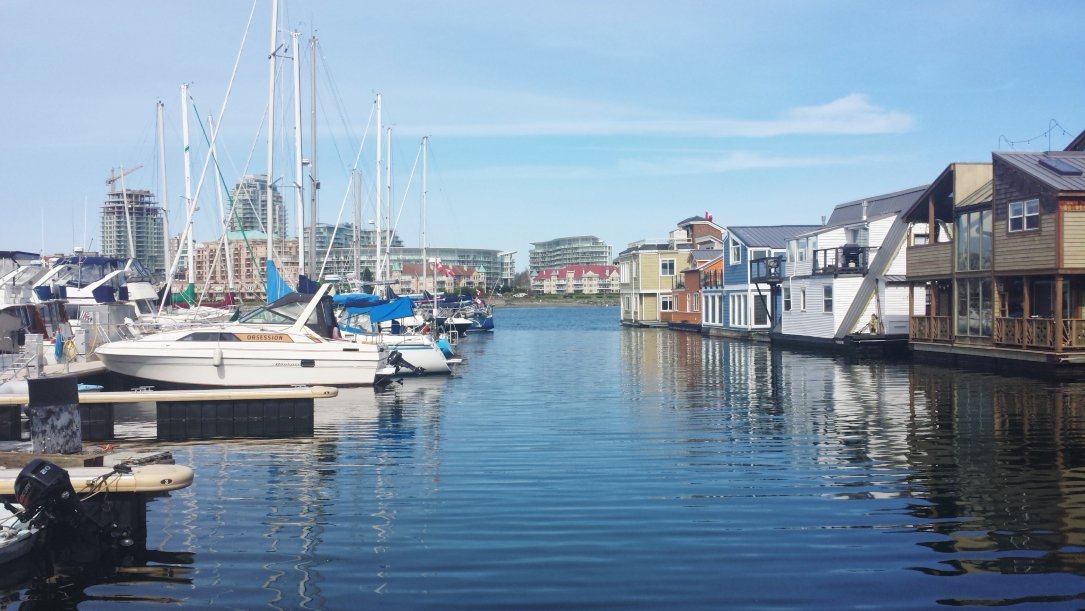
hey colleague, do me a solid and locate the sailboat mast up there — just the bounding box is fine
[308,35,318,281]
[118,166,136,259]
[209,115,235,291]
[266,0,278,253]
[421,136,427,295]
[156,101,170,284]
[384,126,392,281]
[291,31,305,279]
[374,93,382,284]
[352,170,360,288]
[180,83,195,285]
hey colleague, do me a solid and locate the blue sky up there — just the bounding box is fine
[2,1,1083,272]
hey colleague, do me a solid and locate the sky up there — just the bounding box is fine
[2,1,1084,273]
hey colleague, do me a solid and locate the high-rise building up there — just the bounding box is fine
[528,235,612,276]
[498,251,517,288]
[308,223,404,252]
[229,174,286,238]
[100,187,166,280]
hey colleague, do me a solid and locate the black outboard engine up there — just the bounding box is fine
[388,350,424,375]
[15,459,79,520]
[14,459,128,564]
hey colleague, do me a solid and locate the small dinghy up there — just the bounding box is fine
[0,503,37,565]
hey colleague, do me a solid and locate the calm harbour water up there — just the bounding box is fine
[8,305,1085,608]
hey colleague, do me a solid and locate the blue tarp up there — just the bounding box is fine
[332,292,385,308]
[343,297,415,325]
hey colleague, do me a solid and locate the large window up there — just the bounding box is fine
[1008,199,1040,233]
[730,294,748,326]
[955,209,992,271]
[823,286,833,313]
[955,278,992,337]
[660,259,675,276]
[783,287,792,312]
[660,294,674,312]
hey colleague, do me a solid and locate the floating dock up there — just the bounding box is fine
[0,385,339,442]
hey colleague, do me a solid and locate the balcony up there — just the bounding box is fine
[906,242,952,278]
[750,255,783,284]
[700,272,722,290]
[812,245,869,276]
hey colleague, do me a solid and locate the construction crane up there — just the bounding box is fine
[106,164,144,259]
[106,165,143,190]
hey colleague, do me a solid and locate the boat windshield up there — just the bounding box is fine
[239,301,310,325]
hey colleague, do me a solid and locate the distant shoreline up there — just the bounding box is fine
[489,297,618,309]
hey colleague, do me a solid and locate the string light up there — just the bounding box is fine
[998,119,1074,151]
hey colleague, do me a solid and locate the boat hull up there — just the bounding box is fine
[95,341,385,387]
[352,334,452,375]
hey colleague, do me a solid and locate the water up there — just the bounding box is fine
[8,306,1085,608]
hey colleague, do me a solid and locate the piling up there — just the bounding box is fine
[27,376,81,454]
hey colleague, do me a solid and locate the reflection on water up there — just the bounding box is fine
[8,307,1085,607]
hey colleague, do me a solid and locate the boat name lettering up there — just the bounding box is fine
[238,334,290,342]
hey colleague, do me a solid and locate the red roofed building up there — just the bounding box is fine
[392,262,486,294]
[531,265,620,295]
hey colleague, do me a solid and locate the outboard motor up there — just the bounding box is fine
[387,350,423,375]
[13,459,136,568]
[15,459,79,520]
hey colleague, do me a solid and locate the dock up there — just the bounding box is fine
[0,385,339,442]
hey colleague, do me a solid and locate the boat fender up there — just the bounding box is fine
[211,347,224,367]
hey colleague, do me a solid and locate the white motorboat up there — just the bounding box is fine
[94,285,387,387]
[352,332,452,375]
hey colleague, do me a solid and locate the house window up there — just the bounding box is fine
[823,285,833,312]
[660,259,676,276]
[955,209,992,271]
[798,238,807,262]
[783,287,792,311]
[730,241,742,265]
[660,294,674,312]
[693,293,700,312]
[1008,199,1040,232]
[730,294,748,326]
[800,288,807,311]
[955,277,992,337]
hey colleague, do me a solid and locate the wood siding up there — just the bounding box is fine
[1063,209,1085,269]
[993,214,1057,272]
[907,242,952,278]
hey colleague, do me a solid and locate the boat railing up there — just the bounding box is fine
[0,340,40,383]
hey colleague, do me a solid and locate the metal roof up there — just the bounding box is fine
[728,225,822,249]
[824,185,928,227]
[957,179,993,206]
[994,151,1085,192]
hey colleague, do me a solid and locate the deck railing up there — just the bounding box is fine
[909,316,952,342]
[993,317,1085,349]
[750,255,783,283]
[812,245,869,275]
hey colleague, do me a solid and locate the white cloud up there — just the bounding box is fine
[411,94,914,139]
